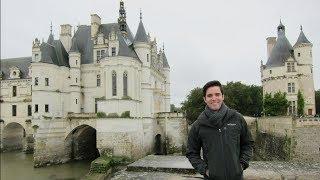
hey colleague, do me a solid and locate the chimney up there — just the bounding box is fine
[91,14,101,38]
[60,24,72,52]
[266,37,276,58]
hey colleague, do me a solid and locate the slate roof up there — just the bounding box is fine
[265,30,294,69]
[134,20,149,43]
[40,39,70,67]
[294,29,311,47]
[0,57,32,79]
[72,23,139,64]
[162,52,170,68]
[70,36,79,52]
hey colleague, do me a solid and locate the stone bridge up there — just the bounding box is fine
[0,118,35,153]
[32,112,187,167]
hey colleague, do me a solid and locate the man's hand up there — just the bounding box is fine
[205,169,209,176]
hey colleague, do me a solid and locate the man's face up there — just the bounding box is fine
[203,86,224,111]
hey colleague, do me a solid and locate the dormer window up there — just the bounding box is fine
[9,66,21,79]
[96,50,106,63]
[97,33,104,45]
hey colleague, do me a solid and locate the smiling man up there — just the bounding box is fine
[186,80,253,180]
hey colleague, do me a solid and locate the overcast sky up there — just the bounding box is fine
[1,0,319,106]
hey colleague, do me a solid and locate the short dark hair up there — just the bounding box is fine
[202,80,224,97]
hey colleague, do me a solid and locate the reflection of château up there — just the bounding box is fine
[260,21,316,116]
[0,1,187,167]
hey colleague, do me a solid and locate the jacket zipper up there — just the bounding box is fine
[219,128,227,180]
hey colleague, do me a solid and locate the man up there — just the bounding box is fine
[186,80,253,180]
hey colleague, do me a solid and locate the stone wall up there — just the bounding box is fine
[33,118,69,167]
[253,116,320,163]
[156,112,188,154]
[292,120,320,162]
[33,113,187,166]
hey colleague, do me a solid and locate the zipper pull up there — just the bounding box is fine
[219,128,221,132]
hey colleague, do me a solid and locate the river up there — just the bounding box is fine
[1,151,91,180]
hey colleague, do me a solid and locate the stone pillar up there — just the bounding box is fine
[23,120,35,153]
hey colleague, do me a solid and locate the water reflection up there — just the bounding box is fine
[1,152,91,180]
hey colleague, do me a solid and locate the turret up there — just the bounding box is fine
[69,37,81,113]
[162,47,171,112]
[60,24,72,52]
[293,25,313,66]
[47,22,54,45]
[133,11,150,67]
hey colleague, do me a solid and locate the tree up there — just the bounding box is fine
[263,92,289,116]
[316,89,320,115]
[297,90,305,116]
[181,87,205,125]
[170,104,181,112]
[223,82,263,117]
[181,82,264,124]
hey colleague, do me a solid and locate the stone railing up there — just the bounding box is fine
[295,117,320,126]
[155,112,184,118]
[67,112,97,119]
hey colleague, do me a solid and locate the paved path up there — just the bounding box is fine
[111,155,320,179]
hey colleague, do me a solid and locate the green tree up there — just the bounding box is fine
[263,92,289,116]
[316,89,320,115]
[181,87,205,124]
[297,90,305,116]
[223,82,263,117]
[181,82,264,124]
[170,104,181,112]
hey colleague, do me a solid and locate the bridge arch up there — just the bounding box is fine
[2,122,26,151]
[65,124,99,161]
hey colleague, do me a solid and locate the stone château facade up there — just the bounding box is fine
[0,1,187,166]
[261,21,316,116]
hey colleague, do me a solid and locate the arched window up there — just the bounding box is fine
[112,71,117,96]
[123,72,128,97]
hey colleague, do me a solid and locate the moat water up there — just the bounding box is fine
[1,151,91,180]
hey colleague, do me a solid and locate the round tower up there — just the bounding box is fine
[293,26,315,115]
[69,37,81,113]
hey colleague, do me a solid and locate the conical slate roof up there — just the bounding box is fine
[47,34,54,44]
[134,20,148,43]
[70,37,79,52]
[266,30,294,68]
[40,40,70,67]
[294,27,311,47]
[162,52,170,68]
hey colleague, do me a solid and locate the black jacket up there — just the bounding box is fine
[186,108,253,180]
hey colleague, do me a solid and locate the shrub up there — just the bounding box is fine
[120,111,130,118]
[121,96,132,100]
[107,113,119,118]
[97,112,107,118]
